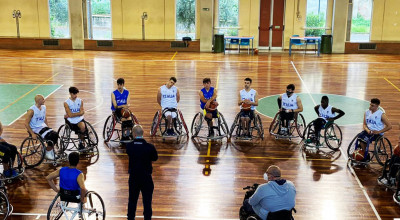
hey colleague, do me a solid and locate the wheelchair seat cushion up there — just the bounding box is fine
[266,209,293,220]
[60,188,81,203]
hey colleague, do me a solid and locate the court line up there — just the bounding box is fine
[384,77,400,92]
[170,51,178,60]
[0,72,61,114]
[290,61,316,106]
[291,62,382,220]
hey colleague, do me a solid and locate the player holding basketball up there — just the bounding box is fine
[199,78,218,137]
[24,94,58,160]
[64,87,86,150]
[157,77,180,136]
[238,78,258,138]
[111,78,133,141]
[277,84,303,135]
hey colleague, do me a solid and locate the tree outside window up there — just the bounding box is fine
[305,0,328,36]
[218,0,239,36]
[89,0,112,39]
[176,0,196,39]
[49,0,70,38]
[350,0,372,42]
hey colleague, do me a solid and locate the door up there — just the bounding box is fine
[259,0,285,48]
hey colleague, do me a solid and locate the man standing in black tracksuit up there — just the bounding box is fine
[126,125,158,220]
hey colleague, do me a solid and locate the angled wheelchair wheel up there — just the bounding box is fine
[191,112,203,137]
[20,135,45,168]
[254,114,264,139]
[295,113,306,138]
[302,122,316,143]
[81,191,106,220]
[85,122,99,148]
[324,123,342,151]
[230,112,241,138]
[47,193,63,220]
[374,136,392,166]
[150,111,161,137]
[102,115,115,142]
[130,113,140,125]
[269,113,280,135]
[0,190,10,220]
[178,110,189,136]
[347,133,361,159]
[57,124,71,151]
[218,112,230,137]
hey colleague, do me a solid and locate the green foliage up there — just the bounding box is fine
[351,14,370,33]
[305,13,325,36]
[49,0,69,38]
[91,0,111,15]
[176,0,196,32]
[218,0,238,27]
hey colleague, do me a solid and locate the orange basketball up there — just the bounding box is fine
[241,102,252,110]
[394,145,400,157]
[121,108,131,118]
[254,48,259,55]
[208,101,219,110]
[352,149,365,161]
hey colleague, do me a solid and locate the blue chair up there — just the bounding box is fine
[305,38,317,54]
[290,35,305,54]
[239,39,250,54]
[228,38,240,53]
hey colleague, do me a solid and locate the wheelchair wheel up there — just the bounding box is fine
[130,113,140,125]
[102,115,115,142]
[47,193,64,220]
[324,123,342,151]
[150,111,161,137]
[347,133,361,159]
[191,112,203,137]
[254,114,264,139]
[218,112,230,137]
[20,135,45,168]
[81,191,106,220]
[295,113,306,138]
[0,190,10,220]
[230,112,241,138]
[178,110,189,136]
[302,122,316,143]
[268,113,280,135]
[85,122,99,148]
[57,124,71,151]
[374,136,392,166]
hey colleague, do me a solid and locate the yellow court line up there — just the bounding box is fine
[0,72,61,113]
[384,77,400,92]
[170,51,178,60]
[207,140,211,156]
[216,70,220,90]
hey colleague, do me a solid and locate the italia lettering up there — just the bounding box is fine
[162,94,175,98]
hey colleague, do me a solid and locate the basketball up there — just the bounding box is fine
[242,102,251,110]
[394,145,400,156]
[208,101,219,110]
[254,48,259,55]
[121,108,131,118]
[352,149,365,161]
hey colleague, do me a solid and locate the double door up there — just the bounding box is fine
[259,0,285,49]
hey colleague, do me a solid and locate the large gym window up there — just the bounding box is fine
[49,0,70,38]
[350,0,372,42]
[217,0,239,36]
[305,0,328,36]
[87,0,112,39]
[176,0,196,39]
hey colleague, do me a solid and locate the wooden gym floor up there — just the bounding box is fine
[0,49,400,219]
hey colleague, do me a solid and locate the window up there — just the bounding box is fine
[218,0,239,36]
[176,0,196,39]
[350,0,372,42]
[87,0,112,39]
[305,0,328,36]
[49,0,70,38]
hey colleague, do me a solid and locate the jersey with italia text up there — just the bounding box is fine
[111,89,129,111]
[200,87,215,109]
[240,89,256,110]
[365,109,384,132]
[281,93,298,110]
[65,98,84,124]
[160,85,178,109]
[318,105,336,121]
[29,105,47,134]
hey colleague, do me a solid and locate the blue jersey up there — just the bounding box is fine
[59,167,82,191]
[111,89,129,111]
[200,87,215,109]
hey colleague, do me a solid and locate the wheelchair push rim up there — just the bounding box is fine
[20,135,45,168]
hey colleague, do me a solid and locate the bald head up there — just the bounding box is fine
[133,125,144,138]
[266,165,281,178]
[34,95,44,105]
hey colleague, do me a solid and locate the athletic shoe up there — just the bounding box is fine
[394,193,400,205]
[378,177,389,186]
[78,143,85,150]
[45,150,55,160]
[4,169,18,178]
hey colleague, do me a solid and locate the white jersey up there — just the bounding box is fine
[160,85,178,109]
[318,105,336,121]
[281,93,298,110]
[29,105,48,136]
[65,98,84,124]
[240,89,257,110]
[365,109,384,132]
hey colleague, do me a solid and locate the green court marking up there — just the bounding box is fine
[0,84,62,126]
[256,93,370,126]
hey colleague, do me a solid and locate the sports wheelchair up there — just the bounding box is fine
[239,183,296,220]
[47,190,105,220]
[0,151,24,184]
[58,120,99,156]
[302,120,342,150]
[269,112,306,140]
[191,110,229,140]
[150,108,189,141]
[0,180,12,220]
[377,154,400,191]
[20,131,61,168]
[230,111,264,140]
[103,109,139,143]
[347,132,392,166]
